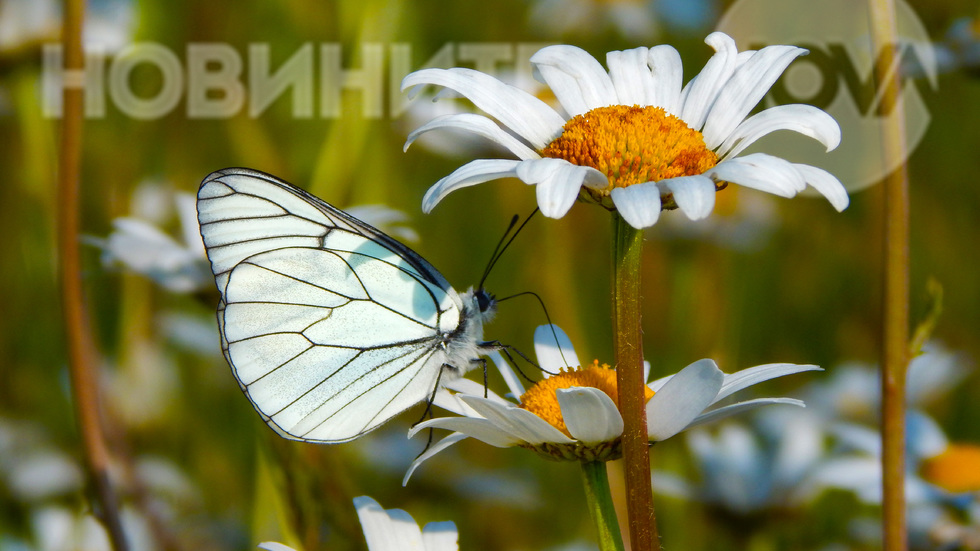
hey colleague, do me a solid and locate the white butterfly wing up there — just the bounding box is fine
[198,168,465,442]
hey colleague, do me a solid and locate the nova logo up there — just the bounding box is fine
[763,42,934,118]
[718,0,937,190]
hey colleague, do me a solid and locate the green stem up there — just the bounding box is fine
[58,0,128,548]
[580,461,626,551]
[611,214,658,551]
[867,0,910,549]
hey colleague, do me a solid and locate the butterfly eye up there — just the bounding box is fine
[476,290,495,313]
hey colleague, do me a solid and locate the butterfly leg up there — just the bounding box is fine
[481,341,554,381]
[413,362,458,454]
[469,357,489,398]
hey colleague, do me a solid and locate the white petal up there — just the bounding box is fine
[650,471,695,499]
[422,159,520,213]
[440,378,506,403]
[421,521,459,551]
[647,373,673,392]
[460,395,575,444]
[557,387,624,444]
[610,182,662,228]
[647,45,683,114]
[355,495,424,551]
[717,104,841,160]
[488,349,525,399]
[516,158,603,219]
[687,398,806,429]
[771,411,824,487]
[660,175,716,220]
[410,415,520,447]
[810,457,882,500]
[258,544,297,551]
[402,68,565,149]
[530,45,618,116]
[907,411,949,460]
[433,382,511,417]
[533,324,580,374]
[707,154,806,198]
[402,432,469,485]
[793,163,850,212]
[431,388,474,417]
[106,218,185,269]
[714,363,821,404]
[701,44,808,149]
[831,422,881,455]
[679,32,739,131]
[607,47,653,106]
[646,359,724,441]
[405,113,540,160]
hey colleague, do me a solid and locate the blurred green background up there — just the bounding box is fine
[1,0,978,549]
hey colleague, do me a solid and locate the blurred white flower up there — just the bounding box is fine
[903,17,980,78]
[655,408,828,514]
[26,505,156,551]
[527,0,660,41]
[0,417,201,551]
[344,204,419,243]
[259,495,458,551]
[816,410,980,551]
[924,498,980,550]
[0,420,83,503]
[7,450,84,502]
[811,411,980,506]
[0,0,135,52]
[653,185,779,251]
[802,341,971,423]
[405,324,819,482]
[96,184,211,293]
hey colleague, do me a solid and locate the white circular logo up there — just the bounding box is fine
[717,0,937,191]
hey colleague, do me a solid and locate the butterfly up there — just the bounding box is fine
[197,167,498,443]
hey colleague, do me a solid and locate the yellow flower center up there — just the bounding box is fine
[920,443,980,493]
[541,105,719,203]
[519,360,654,438]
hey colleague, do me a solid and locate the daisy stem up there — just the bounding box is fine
[580,461,626,551]
[868,0,911,549]
[611,214,659,551]
[58,0,129,549]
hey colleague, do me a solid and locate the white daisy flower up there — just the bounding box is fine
[403,32,848,229]
[404,324,820,482]
[259,496,458,551]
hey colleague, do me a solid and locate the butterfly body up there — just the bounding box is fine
[197,168,496,443]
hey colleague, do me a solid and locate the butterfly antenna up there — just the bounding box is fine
[478,208,539,290]
[496,290,567,374]
[477,215,518,289]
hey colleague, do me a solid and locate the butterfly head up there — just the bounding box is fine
[475,288,496,316]
[461,287,497,329]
